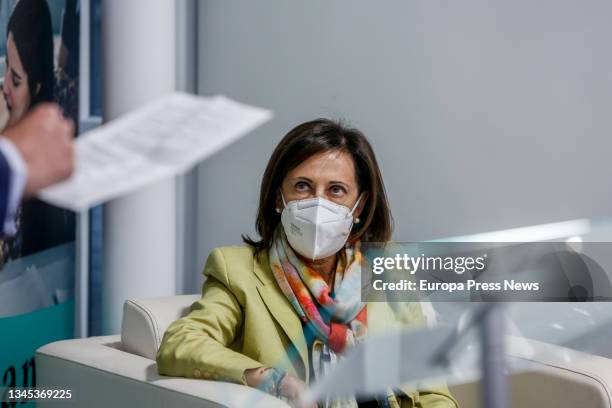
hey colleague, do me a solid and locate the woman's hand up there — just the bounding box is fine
[278,374,317,408]
[244,366,269,388]
[244,368,316,408]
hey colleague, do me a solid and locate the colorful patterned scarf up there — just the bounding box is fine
[269,227,401,408]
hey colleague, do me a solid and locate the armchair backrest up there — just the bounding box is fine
[121,294,201,360]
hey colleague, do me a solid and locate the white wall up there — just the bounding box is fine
[192,0,612,290]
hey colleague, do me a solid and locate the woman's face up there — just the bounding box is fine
[3,32,32,127]
[279,150,366,218]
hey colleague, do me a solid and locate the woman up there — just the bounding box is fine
[157,120,458,408]
[0,0,74,261]
[3,0,54,127]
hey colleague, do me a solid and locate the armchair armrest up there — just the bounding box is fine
[36,335,288,408]
[450,336,612,407]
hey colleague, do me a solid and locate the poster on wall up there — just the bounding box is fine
[0,0,79,403]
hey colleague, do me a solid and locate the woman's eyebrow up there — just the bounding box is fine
[11,68,21,81]
[293,176,313,183]
[329,180,349,187]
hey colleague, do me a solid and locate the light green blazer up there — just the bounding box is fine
[157,246,458,408]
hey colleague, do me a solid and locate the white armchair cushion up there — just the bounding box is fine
[120,294,200,360]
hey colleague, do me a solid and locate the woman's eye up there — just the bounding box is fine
[295,181,310,192]
[330,185,347,196]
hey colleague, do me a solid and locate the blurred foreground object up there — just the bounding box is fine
[35,294,612,408]
[38,93,272,211]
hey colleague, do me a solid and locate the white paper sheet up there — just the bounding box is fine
[38,93,272,211]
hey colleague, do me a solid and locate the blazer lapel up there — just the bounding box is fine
[253,252,309,378]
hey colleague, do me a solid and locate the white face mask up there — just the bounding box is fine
[280,192,362,260]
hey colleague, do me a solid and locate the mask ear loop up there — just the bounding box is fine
[280,190,288,208]
[349,194,363,216]
[343,194,363,250]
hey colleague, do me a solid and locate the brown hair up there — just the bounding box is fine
[243,119,393,253]
[7,0,54,106]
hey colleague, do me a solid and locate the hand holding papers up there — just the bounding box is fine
[38,93,272,211]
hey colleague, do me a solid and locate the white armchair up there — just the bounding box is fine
[36,295,612,407]
[35,295,288,408]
